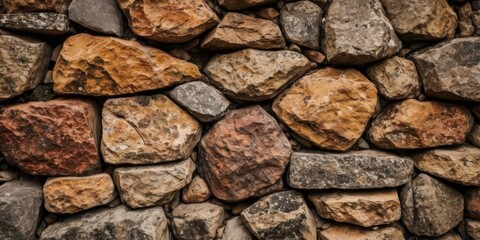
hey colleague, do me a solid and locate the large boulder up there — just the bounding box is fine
[172,203,225,240]
[68,0,124,37]
[279,1,323,49]
[0,13,70,36]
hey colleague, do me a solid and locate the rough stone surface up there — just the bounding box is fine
[172,203,225,240]
[468,125,480,147]
[320,224,405,240]
[218,0,276,10]
[411,37,480,101]
[0,99,101,176]
[458,2,475,37]
[40,205,169,240]
[272,68,378,151]
[288,150,414,189]
[53,33,201,96]
[68,0,124,37]
[400,174,464,237]
[201,13,285,50]
[204,49,310,101]
[466,188,480,218]
[102,94,201,165]
[3,0,70,13]
[113,159,195,208]
[241,191,317,240]
[466,218,480,240]
[222,217,254,240]
[0,13,70,35]
[199,105,292,202]
[279,1,322,50]
[322,0,401,65]
[182,175,211,203]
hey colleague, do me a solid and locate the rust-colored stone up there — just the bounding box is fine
[3,0,70,13]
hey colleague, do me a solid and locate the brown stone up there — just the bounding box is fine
[458,2,475,37]
[182,176,211,203]
[469,125,480,147]
[466,188,480,219]
[272,68,378,151]
[302,49,326,64]
[0,99,101,176]
[172,203,225,240]
[53,33,201,96]
[218,0,276,10]
[254,8,279,19]
[3,0,70,13]
[466,218,480,240]
[320,224,405,240]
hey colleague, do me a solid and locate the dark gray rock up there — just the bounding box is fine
[172,203,225,240]
[0,13,70,35]
[280,1,322,50]
[68,0,124,37]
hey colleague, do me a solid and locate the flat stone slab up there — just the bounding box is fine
[0,13,70,35]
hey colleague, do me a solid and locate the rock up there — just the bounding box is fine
[466,188,480,218]
[279,1,322,49]
[172,203,225,240]
[222,217,254,240]
[466,218,480,240]
[40,205,169,240]
[380,0,457,41]
[0,179,43,240]
[204,49,309,101]
[117,0,219,42]
[113,159,195,208]
[302,49,326,64]
[0,171,17,182]
[68,0,124,37]
[199,105,291,202]
[218,0,276,10]
[254,8,279,19]
[53,33,201,96]
[43,173,116,214]
[201,13,285,50]
[182,175,211,203]
[3,0,70,13]
[319,224,405,240]
[468,125,480,147]
[241,191,317,239]
[366,56,421,100]
[0,99,101,176]
[101,94,201,165]
[412,231,462,240]
[0,13,70,35]
[0,34,51,102]
[169,81,230,122]
[400,174,464,237]
[473,11,480,35]
[458,2,475,37]
[309,189,401,227]
[322,0,401,65]
[272,68,377,151]
[411,37,480,101]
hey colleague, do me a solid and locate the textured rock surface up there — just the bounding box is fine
[117,0,218,42]
[68,0,124,36]
[182,175,211,203]
[411,37,480,101]
[0,99,101,176]
[400,174,464,237]
[272,68,377,151]
[201,13,285,50]
[222,217,254,240]
[241,191,317,239]
[320,224,405,240]
[172,203,225,240]
[102,94,201,165]
[218,0,276,10]
[468,125,480,147]
[199,105,291,202]
[288,151,414,189]
[279,1,322,49]
[3,0,70,13]
[466,188,480,218]
[204,49,309,101]
[114,159,195,208]
[368,99,473,149]
[466,218,480,240]
[53,33,201,96]
[0,13,70,35]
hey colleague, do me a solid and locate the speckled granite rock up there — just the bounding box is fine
[222,217,254,240]
[3,0,70,13]
[320,224,405,240]
[279,1,322,49]
[68,0,124,36]
[218,0,276,10]
[0,13,70,35]
[182,176,211,203]
[172,203,225,240]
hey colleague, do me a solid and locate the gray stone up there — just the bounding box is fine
[279,1,322,50]
[68,0,124,37]
[0,13,70,35]
[222,217,254,240]
[172,203,225,240]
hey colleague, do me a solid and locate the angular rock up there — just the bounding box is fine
[0,34,51,101]
[182,176,211,203]
[411,37,480,101]
[468,125,480,147]
[40,205,169,240]
[169,81,230,122]
[113,159,195,208]
[0,13,70,35]
[204,49,310,101]
[322,0,401,65]
[272,68,378,151]
[241,191,317,239]
[3,0,70,13]
[368,99,473,149]
[102,94,201,165]
[0,99,101,176]
[53,33,201,96]
[466,218,480,240]
[288,150,414,189]
[222,217,254,240]
[380,0,457,41]
[218,0,276,10]
[201,13,285,50]
[400,174,464,237]
[199,105,291,202]
[320,224,405,240]
[279,1,323,49]
[117,0,219,42]
[68,0,124,37]
[172,203,225,240]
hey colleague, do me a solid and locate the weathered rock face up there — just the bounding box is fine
[116,0,219,42]
[182,175,211,203]
[68,0,124,37]
[101,94,201,165]
[0,34,51,101]
[279,1,322,50]
[411,37,480,101]
[222,217,254,240]
[319,224,405,240]
[368,99,473,149]
[218,0,276,10]
[0,179,43,240]
[272,68,378,151]
[172,203,225,240]
[113,159,195,208]
[380,0,457,41]
[0,99,101,176]
[309,189,401,227]
[466,188,480,218]
[199,105,292,202]
[241,191,316,239]
[322,0,401,65]
[3,0,70,13]
[204,49,310,101]
[53,33,201,96]
[201,13,285,50]
[466,218,480,240]
[400,174,464,237]
[288,151,414,189]
[40,205,169,240]
[468,125,480,147]
[0,13,70,35]
[43,173,116,214]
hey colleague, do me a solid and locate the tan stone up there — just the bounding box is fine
[467,218,480,240]
[465,188,480,219]
[254,8,279,19]
[272,68,378,151]
[319,224,405,240]
[182,176,211,203]
[3,0,70,13]
[469,125,480,147]
[218,0,276,10]
[172,203,225,240]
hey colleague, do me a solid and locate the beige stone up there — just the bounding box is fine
[172,203,225,240]
[182,176,211,203]
[319,224,405,240]
[467,218,480,240]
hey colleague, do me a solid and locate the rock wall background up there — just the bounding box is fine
[0,0,479,239]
